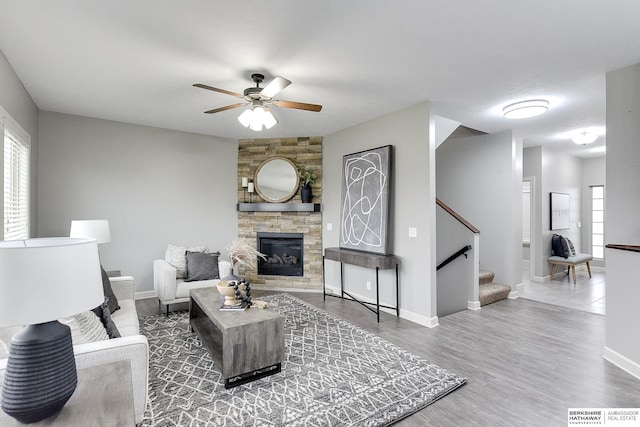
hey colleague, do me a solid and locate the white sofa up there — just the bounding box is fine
[154,258,232,316]
[0,276,149,424]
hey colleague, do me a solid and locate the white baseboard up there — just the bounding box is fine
[508,283,523,299]
[591,266,606,273]
[532,274,548,283]
[468,300,481,310]
[603,346,640,380]
[324,283,439,328]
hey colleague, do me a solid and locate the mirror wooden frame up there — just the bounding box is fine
[254,156,300,203]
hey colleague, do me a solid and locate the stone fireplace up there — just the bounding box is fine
[237,137,322,290]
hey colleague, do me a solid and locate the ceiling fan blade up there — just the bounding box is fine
[273,100,323,112]
[204,103,247,114]
[260,76,292,98]
[193,83,244,98]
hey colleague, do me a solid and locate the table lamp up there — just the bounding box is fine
[69,219,111,244]
[0,237,104,423]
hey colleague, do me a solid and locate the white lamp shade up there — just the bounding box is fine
[70,219,111,244]
[0,237,104,326]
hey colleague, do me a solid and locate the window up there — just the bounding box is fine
[591,185,605,259]
[2,107,30,241]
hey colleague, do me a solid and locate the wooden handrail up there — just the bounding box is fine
[605,244,640,253]
[436,198,480,234]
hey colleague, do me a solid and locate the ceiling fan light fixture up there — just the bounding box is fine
[263,108,278,129]
[572,131,598,145]
[503,99,549,119]
[238,101,278,131]
[237,108,254,127]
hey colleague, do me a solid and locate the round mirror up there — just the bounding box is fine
[254,157,300,203]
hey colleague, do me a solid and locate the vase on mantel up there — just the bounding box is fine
[301,184,312,203]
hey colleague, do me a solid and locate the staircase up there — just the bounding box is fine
[479,270,511,306]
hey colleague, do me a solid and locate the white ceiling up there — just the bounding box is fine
[1,1,639,158]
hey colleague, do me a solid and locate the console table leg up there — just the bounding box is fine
[322,255,326,301]
[376,267,380,322]
[395,263,399,317]
[340,262,344,299]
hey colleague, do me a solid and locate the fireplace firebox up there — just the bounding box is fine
[257,232,303,277]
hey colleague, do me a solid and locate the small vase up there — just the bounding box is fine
[301,184,312,203]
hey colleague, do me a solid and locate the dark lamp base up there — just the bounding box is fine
[1,321,77,423]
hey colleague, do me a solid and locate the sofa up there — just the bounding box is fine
[154,255,232,316]
[0,276,149,424]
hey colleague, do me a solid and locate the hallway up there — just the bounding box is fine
[519,266,606,315]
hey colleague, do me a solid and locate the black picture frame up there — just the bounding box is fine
[550,192,570,230]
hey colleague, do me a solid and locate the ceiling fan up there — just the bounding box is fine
[193,73,322,131]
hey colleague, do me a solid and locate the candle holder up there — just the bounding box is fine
[248,181,254,203]
[241,177,248,203]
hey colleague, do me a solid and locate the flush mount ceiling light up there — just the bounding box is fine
[571,131,598,145]
[237,100,278,131]
[503,99,549,119]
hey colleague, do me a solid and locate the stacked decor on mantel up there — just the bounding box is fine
[237,137,322,291]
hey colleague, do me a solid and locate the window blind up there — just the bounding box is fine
[3,110,30,241]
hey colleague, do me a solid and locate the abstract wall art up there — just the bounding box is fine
[340,145,393,254]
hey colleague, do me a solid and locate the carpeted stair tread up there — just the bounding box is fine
[479,270,495,285]
[479,282,511,306]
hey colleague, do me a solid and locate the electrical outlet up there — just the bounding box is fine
[408,227,417,238]
[366,281,371,291]
[327,223,333,231]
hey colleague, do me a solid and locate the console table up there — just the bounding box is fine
[322,247,399,322]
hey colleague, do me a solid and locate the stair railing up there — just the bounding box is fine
[437,244,472,271]
[605,244,640,253]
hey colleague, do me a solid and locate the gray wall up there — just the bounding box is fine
[604,62,640,378]
[436,204,477,316]
[436,130,522,290]
[524,146,583,279]
[37,111,238,293]
[323,102,437,325]
[0,50,39,238]
[581,156,606,268]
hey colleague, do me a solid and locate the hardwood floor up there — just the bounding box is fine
[136,292,640,427]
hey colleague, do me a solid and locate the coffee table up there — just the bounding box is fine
[189,287,284,388]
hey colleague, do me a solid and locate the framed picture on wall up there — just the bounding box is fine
[340,145,393,254]
[550,192,570,230]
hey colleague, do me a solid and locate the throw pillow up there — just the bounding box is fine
[185,251,220,282]
[92,298,121,339]
[551,234,570,258]
[72,311,110,343]
[563,237,577,256]
[101,265,120,313]
[166,245,207,279]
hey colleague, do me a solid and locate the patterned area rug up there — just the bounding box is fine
[140,294,466,426]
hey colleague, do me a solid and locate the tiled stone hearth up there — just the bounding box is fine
[237,137,322,290]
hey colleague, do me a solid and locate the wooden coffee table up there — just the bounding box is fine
[189,287,284,388]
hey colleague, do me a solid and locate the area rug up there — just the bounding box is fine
[139,294,466,426]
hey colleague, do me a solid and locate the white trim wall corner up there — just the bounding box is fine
[1,105,31,241]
